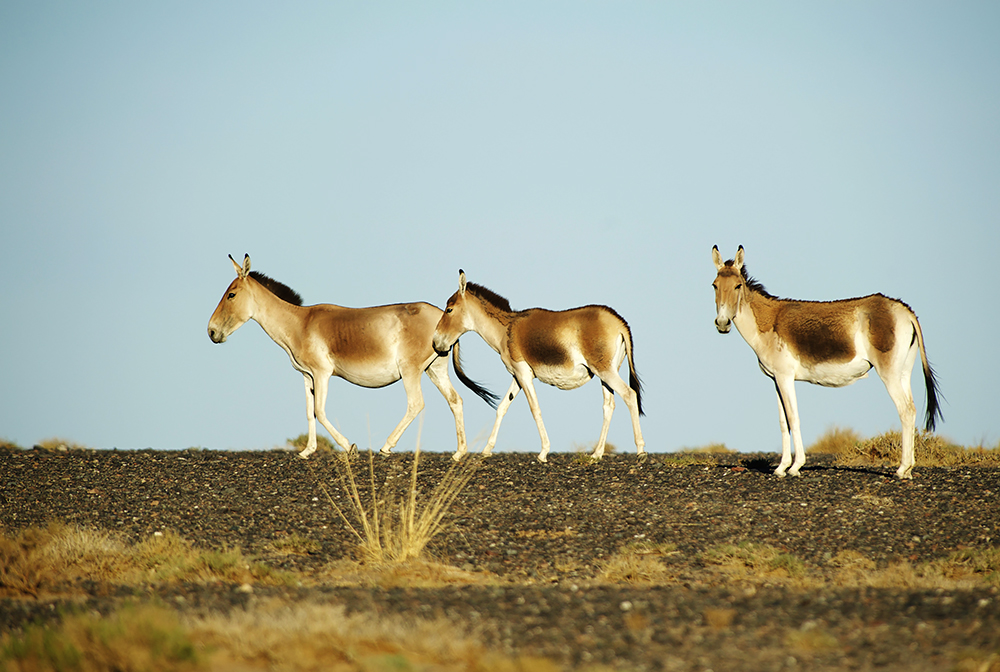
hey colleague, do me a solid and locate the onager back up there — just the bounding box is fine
[207,255,494,459]
[711,245,941,479]
[432,270,645,463]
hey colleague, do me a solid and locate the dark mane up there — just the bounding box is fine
[249,270,303,306]
[738,264,776,300]
[465,281,513,312]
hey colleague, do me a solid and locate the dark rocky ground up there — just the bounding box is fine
[2,446,999,671]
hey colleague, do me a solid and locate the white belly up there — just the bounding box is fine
[534,363,594,390]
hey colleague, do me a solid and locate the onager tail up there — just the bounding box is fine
[913,317,943,432]
[452,340,500,409]
[623,328,644,416]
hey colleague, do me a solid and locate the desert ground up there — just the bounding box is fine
[2,445,999,671]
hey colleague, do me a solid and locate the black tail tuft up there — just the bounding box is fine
[452,340,500,409]
[923,361,943,432]
[630,368,644,416]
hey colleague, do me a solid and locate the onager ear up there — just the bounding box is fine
[458,269,467,296]
[712,245,724,271]
[733,245,745,271]
[229,254,251,279]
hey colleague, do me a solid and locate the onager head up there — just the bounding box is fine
[432,269,473,355]
[207,254,255,344]
[711,245,746,334]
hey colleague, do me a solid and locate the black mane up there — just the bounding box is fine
[249,271,303,306]
[465,281,513,312]
[738,264,776,300]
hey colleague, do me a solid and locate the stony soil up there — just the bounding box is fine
[2,447,999,671]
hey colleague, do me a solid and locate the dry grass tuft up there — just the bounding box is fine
[834,430,1000,468]
[0,523,295,596]
[31,437,92,452]
[684,442,735,454]
[287,432,336,454]
[0,438,23,451]
[314,439,480,566]
[1,603,199,672]
[807,426,863,455]
[598,541,680,584]
[701,542,805,583]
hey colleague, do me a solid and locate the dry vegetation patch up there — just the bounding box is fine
[808,427,1000,468]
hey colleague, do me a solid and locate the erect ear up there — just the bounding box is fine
[229,253,251,278]
[733,245,745,271]
[458,268,467,296]
[712,245,724,271]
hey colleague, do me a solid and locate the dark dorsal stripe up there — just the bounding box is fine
[249,271,303,306]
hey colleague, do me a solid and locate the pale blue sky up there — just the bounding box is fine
[2,2,998,455]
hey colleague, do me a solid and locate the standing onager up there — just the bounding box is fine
[207,255,496,459]
[711,245,941,479]
[432,270,645,463]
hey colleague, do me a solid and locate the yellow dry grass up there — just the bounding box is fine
[807,427,1000,468]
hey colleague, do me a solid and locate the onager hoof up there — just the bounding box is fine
[347,443,359,457]
[636,451,649,463]
[452,450,465,462]
[536,454,548,464]
[297,446,316,460]
[378,446,391,457]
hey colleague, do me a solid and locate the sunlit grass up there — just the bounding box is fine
[0,523,295,596]
[806,427,1000,468]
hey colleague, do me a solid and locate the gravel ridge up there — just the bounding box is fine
[2,447,999,670]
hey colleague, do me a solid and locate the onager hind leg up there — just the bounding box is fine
[483,379,521,457]
[589,385,615,460]
[596,367,646,459]
[423,356,469,461]
[882,371,918,479]
[380,365,426,455]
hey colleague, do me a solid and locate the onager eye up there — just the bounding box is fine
[446,307,453,314]
[228,293,236,299]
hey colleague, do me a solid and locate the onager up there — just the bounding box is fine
[711,245,941,479]
[432,270,645,463]
[208,255,495,459]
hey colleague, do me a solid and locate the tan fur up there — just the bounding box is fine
[208,255,485,459]
[711,245,940,479]
[433,271,645,463]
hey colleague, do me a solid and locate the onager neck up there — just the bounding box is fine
[248,278,308,352]
[471,299,512,354]
[732,289,773,349]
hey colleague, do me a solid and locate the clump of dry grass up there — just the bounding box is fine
[683,442,735,454]
[287,433,336,454]
[0,438,23,451]
[807,426,863,455]
[700,542,805,583]
[315,441,480,566]
[32,437,92,452]
[836,430,1000,468]
[1,600,575,672]
[598,540,679,584]
[1,604,199,672]
[827,547,1000,590]
[0,523,294,596]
